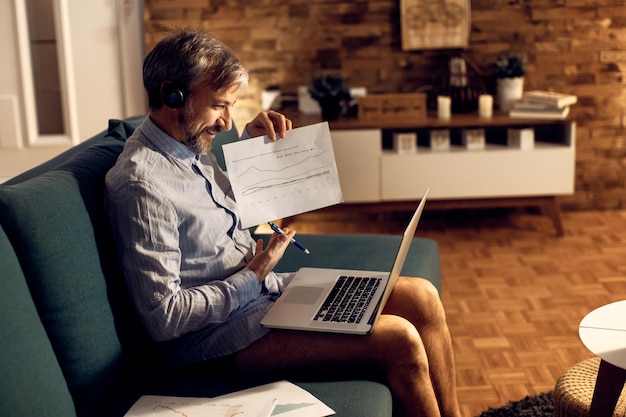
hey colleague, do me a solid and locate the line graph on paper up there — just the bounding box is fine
[237,149,331,196]
[222,122,343,228]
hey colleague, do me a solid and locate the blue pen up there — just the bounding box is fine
[268,221,311,255]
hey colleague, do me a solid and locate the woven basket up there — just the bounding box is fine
[554,357,626,417]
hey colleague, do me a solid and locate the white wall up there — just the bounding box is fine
[65,0,143,139]
[0,0,146,182]
[0,1,25,150]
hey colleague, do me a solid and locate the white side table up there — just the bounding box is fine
[579,300,626,417]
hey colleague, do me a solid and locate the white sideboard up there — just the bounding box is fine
[287,111,576,235]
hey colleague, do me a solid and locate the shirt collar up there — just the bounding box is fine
[140,116,197,167]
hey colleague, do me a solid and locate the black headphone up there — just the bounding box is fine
[160,82,186,109]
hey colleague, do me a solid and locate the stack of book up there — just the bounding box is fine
[509,90,577,119]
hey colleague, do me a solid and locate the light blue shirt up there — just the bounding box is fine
[105,117,292,365]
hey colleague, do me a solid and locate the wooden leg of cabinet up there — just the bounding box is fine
[540,196,565,237]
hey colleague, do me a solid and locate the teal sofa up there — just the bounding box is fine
[0,116,442,417]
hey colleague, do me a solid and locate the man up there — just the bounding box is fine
[105,30,461,417]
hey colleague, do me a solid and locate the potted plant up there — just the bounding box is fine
[307,73,352,121]
[493,52,527,111]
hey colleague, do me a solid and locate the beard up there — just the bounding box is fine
[177,105,224,155]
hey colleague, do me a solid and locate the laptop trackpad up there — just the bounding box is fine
[283,286,324,305]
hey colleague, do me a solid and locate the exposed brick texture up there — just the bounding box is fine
[144,0,626,211]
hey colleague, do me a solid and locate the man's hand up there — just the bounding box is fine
[246,227,296,283]
[246,110,293,141]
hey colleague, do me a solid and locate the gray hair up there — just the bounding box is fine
[143,30,249,108]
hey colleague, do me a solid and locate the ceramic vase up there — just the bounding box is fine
[497,77,524,112]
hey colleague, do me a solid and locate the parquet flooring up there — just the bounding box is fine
[280,207,626,416]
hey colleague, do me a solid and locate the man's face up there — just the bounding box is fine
[177,83,239,154]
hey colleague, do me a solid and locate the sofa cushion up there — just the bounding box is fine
[0,130,147,416]
[0,225,77,417]
[274,233,442,291]
[104,115,146,143]
[300,380,393,416]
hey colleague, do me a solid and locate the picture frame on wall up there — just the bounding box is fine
[400,0,470,50]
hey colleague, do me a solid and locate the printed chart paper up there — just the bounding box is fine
[124,394,275,417]
[223,122,343,228]
[123,380,335,417]
[215,380,335,417]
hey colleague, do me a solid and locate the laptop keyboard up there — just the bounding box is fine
[314,276,382,323]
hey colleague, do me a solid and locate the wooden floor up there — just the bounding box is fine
[280,207,626,416]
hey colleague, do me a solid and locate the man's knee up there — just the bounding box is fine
[394,278,446,321]
[410,277,441,300]
[377,316,426,359]
[421,279,445,315]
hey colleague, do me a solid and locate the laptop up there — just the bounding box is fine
[261,188,429,335]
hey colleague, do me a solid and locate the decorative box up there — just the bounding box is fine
[358,93,427,121]
[392,132,417,154]
[507,128,535,150]
[429,129,450,151]
[461,128,486,150]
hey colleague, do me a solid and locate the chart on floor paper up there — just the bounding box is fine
[223,122,343,228]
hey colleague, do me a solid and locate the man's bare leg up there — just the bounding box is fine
[233,277,460,417]
[383,278,462,417]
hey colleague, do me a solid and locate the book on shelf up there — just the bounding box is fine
[520,90,578,108]
[512,100,564,111]
[509,105,570,120]
[508,90,576,119]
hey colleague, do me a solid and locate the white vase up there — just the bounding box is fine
[497,77,524,112]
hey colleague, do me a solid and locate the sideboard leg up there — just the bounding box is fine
[542,196,564,237]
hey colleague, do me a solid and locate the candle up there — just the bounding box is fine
[479,94,493,118]
[437,96,451,119]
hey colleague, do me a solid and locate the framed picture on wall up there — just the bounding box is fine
[400,0,470,50]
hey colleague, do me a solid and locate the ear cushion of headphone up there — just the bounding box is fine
[161,84,185,108]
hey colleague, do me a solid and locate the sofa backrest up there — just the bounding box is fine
[0,224,77,417]
[0,120,143,416]
[0,116,241,416]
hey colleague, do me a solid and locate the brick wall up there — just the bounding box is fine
[144,0,626,211]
